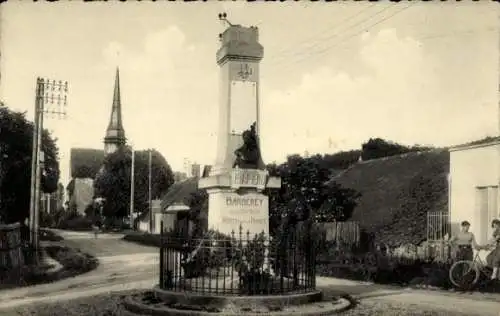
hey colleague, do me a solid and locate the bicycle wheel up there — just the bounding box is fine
[449,260,480,289]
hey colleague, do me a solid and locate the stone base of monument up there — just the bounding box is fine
[122,286,353,316]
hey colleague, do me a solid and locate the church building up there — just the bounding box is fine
[67,68,127,215]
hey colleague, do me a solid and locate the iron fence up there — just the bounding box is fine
[159,222,317,296]
[427,211,451,241]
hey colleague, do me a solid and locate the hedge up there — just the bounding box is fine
[315,245,499,293]
[57,217,94,231]
[123,232,162,247]
[39,228,64,242]
[123,232,186,251]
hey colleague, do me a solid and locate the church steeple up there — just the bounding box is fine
[104,67,126,155]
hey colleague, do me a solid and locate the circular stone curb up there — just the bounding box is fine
[153,286,323,308]
[122,295,352,316]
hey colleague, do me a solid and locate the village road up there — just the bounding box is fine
[0,230,499,315]
[0,230,158,310]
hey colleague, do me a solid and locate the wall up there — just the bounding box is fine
[449,143,499,258]
[138,220,149,233]
[74,178,94,215]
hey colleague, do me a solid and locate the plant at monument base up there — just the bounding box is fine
[186,189,208,238]
[232,232,277,294]
[0,104,60,225]
[181,229,233,278]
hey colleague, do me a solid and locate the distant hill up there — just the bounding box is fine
[329,149,449,246]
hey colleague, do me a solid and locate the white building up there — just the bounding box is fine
[449,137,500,248]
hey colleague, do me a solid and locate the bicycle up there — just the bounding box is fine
[449,250,493,289]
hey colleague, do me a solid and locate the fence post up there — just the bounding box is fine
[159,220,164,288]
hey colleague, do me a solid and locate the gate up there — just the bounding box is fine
[427,211,452,261]
[427,211,451,241]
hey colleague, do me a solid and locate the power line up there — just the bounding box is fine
[269,4,395,67]
[270,4,379,62]
[262,26,495,79]
[272,3,416,75]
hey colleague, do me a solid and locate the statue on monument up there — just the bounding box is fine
[233,122,263,170]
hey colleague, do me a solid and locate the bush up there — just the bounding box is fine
[123,232,162,247]
[316,249,454,289]
[58,216,94,231]
[123,231,190,250]
[39,229,64,241]
[45,245,98,273]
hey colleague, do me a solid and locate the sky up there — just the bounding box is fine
[0,2,498,187]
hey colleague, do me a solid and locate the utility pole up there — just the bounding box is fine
[29,78,68,258]
[148,149,153,233]
[129,143,135,229]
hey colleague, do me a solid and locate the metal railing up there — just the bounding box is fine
[159,222,317,296]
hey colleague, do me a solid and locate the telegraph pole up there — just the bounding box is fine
[148,149,153,233]
[129,143,135,229]
[29,78,68,258]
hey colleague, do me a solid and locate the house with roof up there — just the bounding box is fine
[448,136,500,247]
[136,166,211,234]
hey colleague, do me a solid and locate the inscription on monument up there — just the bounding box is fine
[214,192,269,237]
[231,168,268,190]
[226,196,264,207]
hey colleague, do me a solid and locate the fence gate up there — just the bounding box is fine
[427,211,451,241]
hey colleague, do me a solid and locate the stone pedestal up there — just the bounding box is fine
[200,169,280,238]
[200,23,280,239]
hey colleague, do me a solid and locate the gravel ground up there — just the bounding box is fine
[1,290,477,316]
[340,300,474,316]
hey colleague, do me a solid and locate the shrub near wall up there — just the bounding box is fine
[316,242,454,289]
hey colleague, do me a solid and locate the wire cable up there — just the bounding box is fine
[271,3,416,75]
[270,3,379,62]
[270,4,396,67]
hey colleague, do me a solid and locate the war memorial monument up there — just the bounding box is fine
[122,14,351,315]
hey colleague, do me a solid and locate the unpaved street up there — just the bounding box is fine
[0,230,499,315]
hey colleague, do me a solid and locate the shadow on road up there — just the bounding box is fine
[318,282,407,300]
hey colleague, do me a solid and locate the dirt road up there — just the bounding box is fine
[0,230,498,315]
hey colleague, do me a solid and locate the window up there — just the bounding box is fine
[475,186,498,244]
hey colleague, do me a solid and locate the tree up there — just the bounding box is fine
[320,150,361,171]
[266,154,361,235]
[186,188,208,238]
[361,138,432,161]
[0,104,60,224]
[93,148,175,220]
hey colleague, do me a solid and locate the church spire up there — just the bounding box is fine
[104,67,126,155]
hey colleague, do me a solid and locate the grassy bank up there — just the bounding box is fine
[0,233,98,291]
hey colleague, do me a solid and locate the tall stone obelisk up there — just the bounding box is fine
[199,14,280,238]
